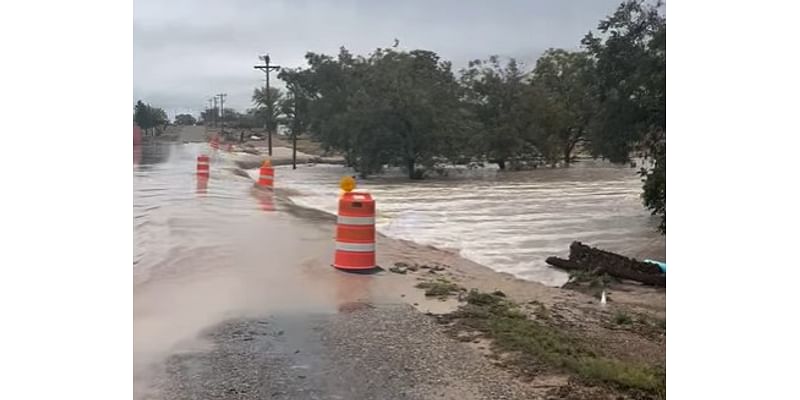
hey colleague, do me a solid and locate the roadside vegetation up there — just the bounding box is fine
[439,289,666,397]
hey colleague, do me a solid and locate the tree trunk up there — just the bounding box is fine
[407,158,417,179]
[497,160,506,170]
[564,146,572,166]
[546,241,665,287]
[564,138,578,166]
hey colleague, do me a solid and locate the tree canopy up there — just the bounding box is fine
[582,0,666,231]
[252,86,284,132]
[133,100,168,134]
[174,113,197,126]
[267,0,666,231]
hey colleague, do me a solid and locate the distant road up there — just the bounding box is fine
[178,125,208,142]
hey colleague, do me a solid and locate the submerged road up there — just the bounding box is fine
[133,139,548,399]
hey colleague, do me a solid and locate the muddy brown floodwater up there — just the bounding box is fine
[134,141,665,399]
[253,157,665,286]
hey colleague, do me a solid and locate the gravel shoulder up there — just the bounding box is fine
[146,305,554,400]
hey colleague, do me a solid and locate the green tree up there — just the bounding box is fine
[235,108,261,129]
[174,113,197,126]
[362,48,465,178]
[133,100,168,136]
[641,143,665,233]
[529,49,597,166]
[278,68,311,140]
[221,108,239,124]
[281,47,465,178]
[133,100,150,131]
[582,0,666,232]
[279,48,366,167]
[252,87,284,133]
[460,57,536,170]
[199,108,217,126]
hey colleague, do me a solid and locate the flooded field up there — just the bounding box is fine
[136,142,663,289]
[260,160,665,287]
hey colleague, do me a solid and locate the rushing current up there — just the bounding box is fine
[254,158,665,287]
[135,141,664,288]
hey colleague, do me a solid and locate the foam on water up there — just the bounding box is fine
[269,161,664,287]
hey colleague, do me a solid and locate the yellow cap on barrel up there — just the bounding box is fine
[340,176,356,192]
[262,158,272,168]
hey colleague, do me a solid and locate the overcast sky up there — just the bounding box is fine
[134,0,623,118]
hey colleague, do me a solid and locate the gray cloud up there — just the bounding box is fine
[134,0,623,118]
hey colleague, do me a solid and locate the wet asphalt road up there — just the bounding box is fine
[144,304,547,400]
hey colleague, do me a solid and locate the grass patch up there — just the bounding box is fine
[415,279,462,297]
[533,303,551,321]
[614,312,633,325]
[441,290,665,396]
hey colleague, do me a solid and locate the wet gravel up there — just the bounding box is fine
[145,304,547,399]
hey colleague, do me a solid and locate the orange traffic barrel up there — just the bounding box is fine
[333,191,376,270]
[196,176,208,195]
[210,135,220,150]
[197,154,210,177]
[256,159,274,189]
[255,189,275,212]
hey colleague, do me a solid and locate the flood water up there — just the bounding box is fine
[257,160,665,287]
[136,142,663,288]
[134,141,664,396]
[134,142,389,397]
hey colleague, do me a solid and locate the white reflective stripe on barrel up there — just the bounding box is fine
[337,216,375,225]
[335,242,375,252]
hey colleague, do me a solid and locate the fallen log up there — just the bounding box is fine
[544,256,584,271]
[546,241,666,287]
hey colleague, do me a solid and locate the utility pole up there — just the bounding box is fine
[291,87,298,170]
[254,54,280,156]
[212,96,218,128]
[217,93,227,131]
[206,99,213,133]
